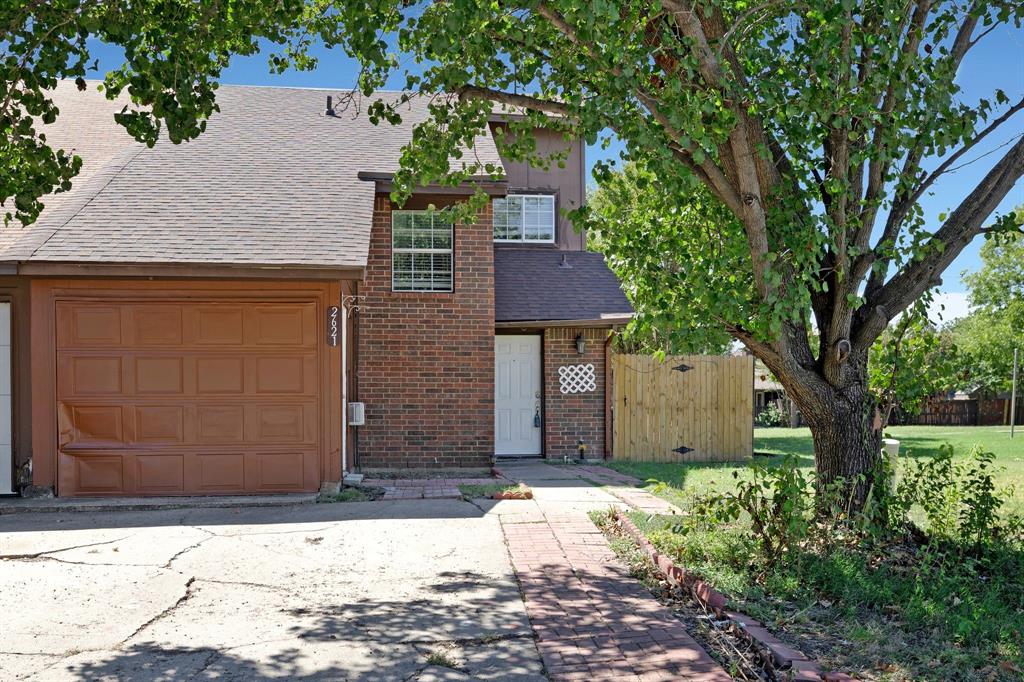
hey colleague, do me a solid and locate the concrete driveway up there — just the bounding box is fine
[0,499,545,681]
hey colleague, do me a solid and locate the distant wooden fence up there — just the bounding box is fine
[612,354,753,462]
[891,398,1023,426]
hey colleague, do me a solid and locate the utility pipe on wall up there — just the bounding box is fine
[340,294,361,477]
[341,298,348,475]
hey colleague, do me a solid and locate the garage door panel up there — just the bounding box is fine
[249,451,307,490]
[136,454,185,493]
[195,356,245,394]
[131,306,184,346]
[194,453,246,492]
[193,306,245,345]
[57,304,123,347]
[59,355,124,396]
[135,405,185,443]
[134,356,185,394]
[253,356,316,395]
[69,405,126,446]
[250,305,316,347]
[73,455,125,493]
[56,297,325,496]
[247,404,317,443]
[197,405,246,442]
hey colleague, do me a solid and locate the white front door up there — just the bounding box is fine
[495,335,542,456]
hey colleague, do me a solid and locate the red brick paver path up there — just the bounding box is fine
[502,507,730,680]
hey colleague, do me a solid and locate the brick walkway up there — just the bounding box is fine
[572,464,681,514]
[499,463,730,681]
[361,477,501,500]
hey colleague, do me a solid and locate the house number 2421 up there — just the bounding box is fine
[327,306,340,347]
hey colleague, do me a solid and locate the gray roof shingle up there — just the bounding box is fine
[0,82,504,268]
[494,248,633,324]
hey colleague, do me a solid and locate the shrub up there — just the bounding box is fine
[755,402,787,427]
[892,445,1023,550]
[675,447,1022,567]
[674,456,813,564]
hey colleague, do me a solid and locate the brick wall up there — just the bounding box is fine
[355,195,495,469]
[543,327,608,460]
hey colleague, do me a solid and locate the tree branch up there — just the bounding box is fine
[863,0,992,298]
[854,135,1024,351]
[456,85,573,118]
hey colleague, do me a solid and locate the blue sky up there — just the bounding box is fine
[88,24,1023,317]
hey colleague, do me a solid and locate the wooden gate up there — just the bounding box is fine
[612,354,753,462]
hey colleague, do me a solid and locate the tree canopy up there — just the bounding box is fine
[1,0,305,226]
[271,0,1024,490]
[867,302,960,426]
[587,163,736,355]
[281,3,1022,386]
[952,229,1024,394]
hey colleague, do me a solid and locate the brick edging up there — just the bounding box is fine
[612,509,853,682]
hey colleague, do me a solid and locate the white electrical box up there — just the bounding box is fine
[348,402,366,426]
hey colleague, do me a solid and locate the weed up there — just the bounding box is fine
[317,487,370,503]
[425,650,460,669]
[458,482,528,499]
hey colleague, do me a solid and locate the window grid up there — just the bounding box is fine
[392,211,454,292]
[493,194,555,243]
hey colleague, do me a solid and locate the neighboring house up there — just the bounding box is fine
[751,359,798,427]
[0,82,632,498]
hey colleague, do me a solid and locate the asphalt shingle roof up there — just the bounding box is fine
[494,248,633,324]
[0,82,504,268]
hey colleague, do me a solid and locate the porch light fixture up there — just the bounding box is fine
[575,333,586,355]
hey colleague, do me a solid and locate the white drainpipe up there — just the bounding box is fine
[340,299,349,479]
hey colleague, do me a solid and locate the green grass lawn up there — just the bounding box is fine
[606,425,1024,512]
[600,425,1024,680]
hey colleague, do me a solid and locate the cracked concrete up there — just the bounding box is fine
[0,499,545,681]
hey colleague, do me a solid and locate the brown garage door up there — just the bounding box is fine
[55,299,323,496]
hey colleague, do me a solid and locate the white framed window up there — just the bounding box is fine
[392,210,453,292]
[493,194,556,243]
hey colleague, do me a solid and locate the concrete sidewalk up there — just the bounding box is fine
[493,462,729,681]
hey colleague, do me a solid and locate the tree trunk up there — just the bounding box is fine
[796,381,883,509]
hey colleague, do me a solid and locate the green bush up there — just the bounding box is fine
[755,402,787,427]
[675,447,1022,567]
[892,445,1023,549]
[673,455,814,563]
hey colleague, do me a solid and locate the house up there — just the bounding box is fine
[0,82,632,497]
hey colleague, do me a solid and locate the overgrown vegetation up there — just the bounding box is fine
[457,482,528,499]
[621,446,1024,680]
[317,487,375,503]
[609,426,1024,513]
[754,402,787,427]
[424,649,460,670]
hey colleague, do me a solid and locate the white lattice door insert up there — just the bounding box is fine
[558,363,596,394]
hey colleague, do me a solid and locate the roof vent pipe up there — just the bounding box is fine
[325,95,335,117]
[558,253,573,269]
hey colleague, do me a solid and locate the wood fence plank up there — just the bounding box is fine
[611,354,752,462]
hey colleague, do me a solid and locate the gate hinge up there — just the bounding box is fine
[672,363,693,373]
[673,446,694,456]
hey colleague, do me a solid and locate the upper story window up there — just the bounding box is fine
[493,194,556,243]
[392,211,453,292]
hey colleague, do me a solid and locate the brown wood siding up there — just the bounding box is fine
[490,125,587,251]
[29,279,343,496]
